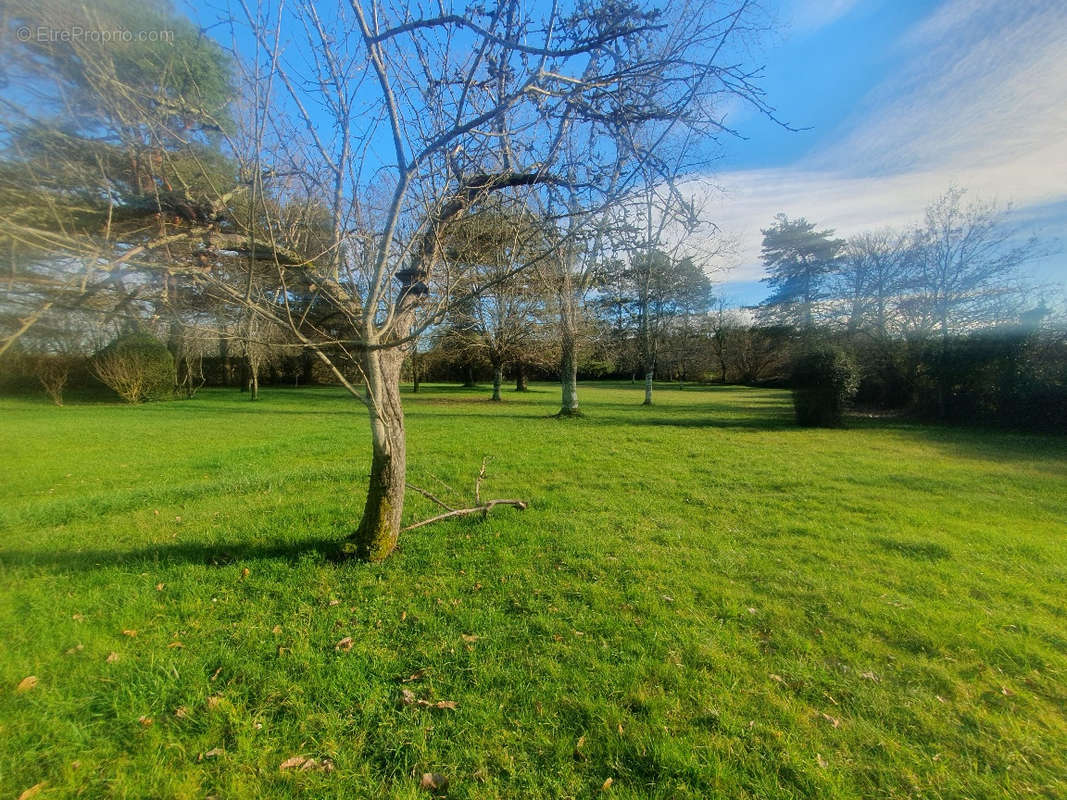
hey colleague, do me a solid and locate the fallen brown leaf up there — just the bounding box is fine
[174,706,190,719]
[820,712,840,728]
[419,772,448,792]
[17,676,38,692]
[18,782,46,800]
[816,753,828,768]
[206,695,223,710]
[279,755,333,772]
[156,583,165,591]
[167,641,183,649]
[106,652,119,664]
[860,671,879,682]
[574,734,586,760]
[335,636,354,652]
[65,644,84,655]
[601,777,614,791]
[138,715,153,727]
[401,669,428,683]
[241,568,250,579]
[432,700,458,710]
[271,625,282,635]
[400,688,417,706]
[460,634,479,643]
[122,629,137,638]
[201,747,224,760]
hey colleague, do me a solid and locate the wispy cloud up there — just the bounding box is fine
[786,0,863,32]
[708,0,1067,284]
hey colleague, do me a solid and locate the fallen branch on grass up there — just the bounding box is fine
[403,457,527,532]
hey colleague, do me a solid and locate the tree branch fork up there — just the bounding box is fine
[403,458,527,532]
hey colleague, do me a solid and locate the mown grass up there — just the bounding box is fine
[1,382,1065,799]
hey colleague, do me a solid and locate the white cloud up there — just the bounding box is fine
[787,0,862,33]
[706,0,1067,284]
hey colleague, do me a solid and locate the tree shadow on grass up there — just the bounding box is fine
[0,537,345,572]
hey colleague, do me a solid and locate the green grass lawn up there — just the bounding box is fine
[1,383,1065,799]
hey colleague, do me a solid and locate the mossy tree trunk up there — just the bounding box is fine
[349,343,407,562]
[491,362,503,401]
[558,334,580,416]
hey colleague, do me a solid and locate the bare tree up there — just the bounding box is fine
[4,0,779,561]
[835,229,913,340]
[904,187,1040,342]
[442,207,552,400]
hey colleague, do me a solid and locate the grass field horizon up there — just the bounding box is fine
[2,383,1065,799]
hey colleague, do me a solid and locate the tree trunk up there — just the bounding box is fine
[491,363,503,401]
[349,346,407,562]
[463,362,476,387]
[248,363,259,401]
[643,368,654,405]
[558,336,580,416]
[514,359,528,392]
[411,351,421,393]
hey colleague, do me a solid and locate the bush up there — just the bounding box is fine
[32,354,79,406]
[92,333,175,403]
[791,345,859,427]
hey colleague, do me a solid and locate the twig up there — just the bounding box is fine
[405,482,457,512]
[475,456,488,505]
[404,456,526,532]
[401,499,528,532]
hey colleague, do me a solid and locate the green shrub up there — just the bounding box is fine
[791,345,859,427]
[92,333,176,403]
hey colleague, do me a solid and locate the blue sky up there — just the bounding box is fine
[702,0,1067,306]
[189,0,1066,308]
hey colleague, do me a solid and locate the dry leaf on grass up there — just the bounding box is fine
[18,782,46,800]
[400,669,428,683]
[106,652,119,664]
[17,676,38,692]
[335,637,354,652]
[573,735,586,760]
[279,756,334,773]
[601,777,614,791]
[400,689,458,711]
[122,629,137,638]
[167,641,183,649]
[200,747,224,761]
[65,644,84,655]
[820,713,840,728]
[460,634,478,643]
[138,715,153,727]
[419,772,448,792]
[174,706,190,719]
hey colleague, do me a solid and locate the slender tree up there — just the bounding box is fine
[756,214,844,330]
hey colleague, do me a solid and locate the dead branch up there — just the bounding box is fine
[401,499,528,532]
[405,482,457,512]
[404,457,526,532]
[475,456,488,504]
